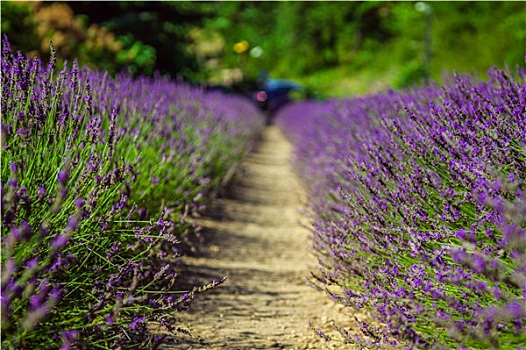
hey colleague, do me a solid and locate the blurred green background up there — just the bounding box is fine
[2,1,525,96]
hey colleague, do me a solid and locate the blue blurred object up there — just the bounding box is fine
[265,79,302,93]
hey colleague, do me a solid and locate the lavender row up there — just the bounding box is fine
[275,67,525,349]
[1,37,264,349]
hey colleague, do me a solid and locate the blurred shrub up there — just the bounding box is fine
[115,34,156,76]
[1,1,155,76]
[0,1,40,55]
[33,2,86,57]
[393,60,426,89]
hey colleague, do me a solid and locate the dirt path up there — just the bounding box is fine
[167,126,354,349]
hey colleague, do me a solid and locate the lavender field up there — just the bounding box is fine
[275,67,526,349]
[2,33,525,350]
[1,37,264,349]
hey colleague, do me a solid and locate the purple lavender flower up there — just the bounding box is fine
[51,235,69,251]
[2,34,262,349]
[129,316,147,330]
[57,171,68,184]
[275,66,526,348]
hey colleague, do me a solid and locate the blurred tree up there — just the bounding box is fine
[201,1,525,92]
[200,2,394,78]
[431,2,525,77]
[65,1,210,81]
[0,1,156,76]
[2,1,523,93]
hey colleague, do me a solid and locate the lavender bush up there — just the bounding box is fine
[276,67,525,349]
[1,37,264,349]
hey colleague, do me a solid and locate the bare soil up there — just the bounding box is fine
[164,125,360,350]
